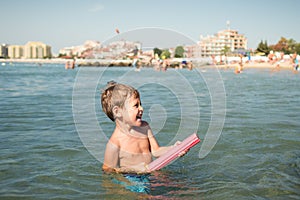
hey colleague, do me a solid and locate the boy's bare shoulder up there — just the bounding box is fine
[108,132,121,148]
[141,120,149,127]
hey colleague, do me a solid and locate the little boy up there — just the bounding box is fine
[101,82,181,173]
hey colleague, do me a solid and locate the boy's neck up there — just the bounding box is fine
[115,119,134,135]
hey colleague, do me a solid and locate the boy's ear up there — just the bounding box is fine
[112,106,122,118]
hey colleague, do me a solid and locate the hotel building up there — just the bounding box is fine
[199,28,247,57]
[23,41,51,59]
[8,41,52,59]
[8,45,24,59]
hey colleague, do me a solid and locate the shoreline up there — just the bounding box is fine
[214,62,295,70]
[0,58,296,70]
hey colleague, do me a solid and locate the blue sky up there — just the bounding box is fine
[1,0,300,54]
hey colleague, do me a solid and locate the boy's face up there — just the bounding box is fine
[122,95,143,127]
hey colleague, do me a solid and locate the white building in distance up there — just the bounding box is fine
[199,25,247,57]
[8,41,52,59]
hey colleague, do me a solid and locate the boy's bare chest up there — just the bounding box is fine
[120,137,150,153]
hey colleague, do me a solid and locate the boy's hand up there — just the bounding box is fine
[174,141,190,157]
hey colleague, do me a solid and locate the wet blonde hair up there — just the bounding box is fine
[101,81,140,121]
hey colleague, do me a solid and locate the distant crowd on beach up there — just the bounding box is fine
[131,50,299,73]
[210,51,299,74]
[267,51,298,70]
[63,53,298,74]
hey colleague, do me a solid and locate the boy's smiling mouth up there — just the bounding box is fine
[136,115,142,121]
[136,113,142,121]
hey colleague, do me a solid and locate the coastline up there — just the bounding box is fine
[214,62,295,70]
[0,58,296,70]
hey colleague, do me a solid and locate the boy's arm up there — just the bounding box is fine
[102,141,120,172]
[146,125,176,158]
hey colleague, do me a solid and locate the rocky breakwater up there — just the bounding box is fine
[77,59,132,67]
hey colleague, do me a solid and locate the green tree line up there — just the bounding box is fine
[153,46,185,59]
[256,37,300,55]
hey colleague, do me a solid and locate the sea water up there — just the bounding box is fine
[0,63,299,199]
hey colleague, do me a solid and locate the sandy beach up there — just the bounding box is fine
[215,61,295,70]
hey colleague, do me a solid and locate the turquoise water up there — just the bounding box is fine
[0,63,299,199]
